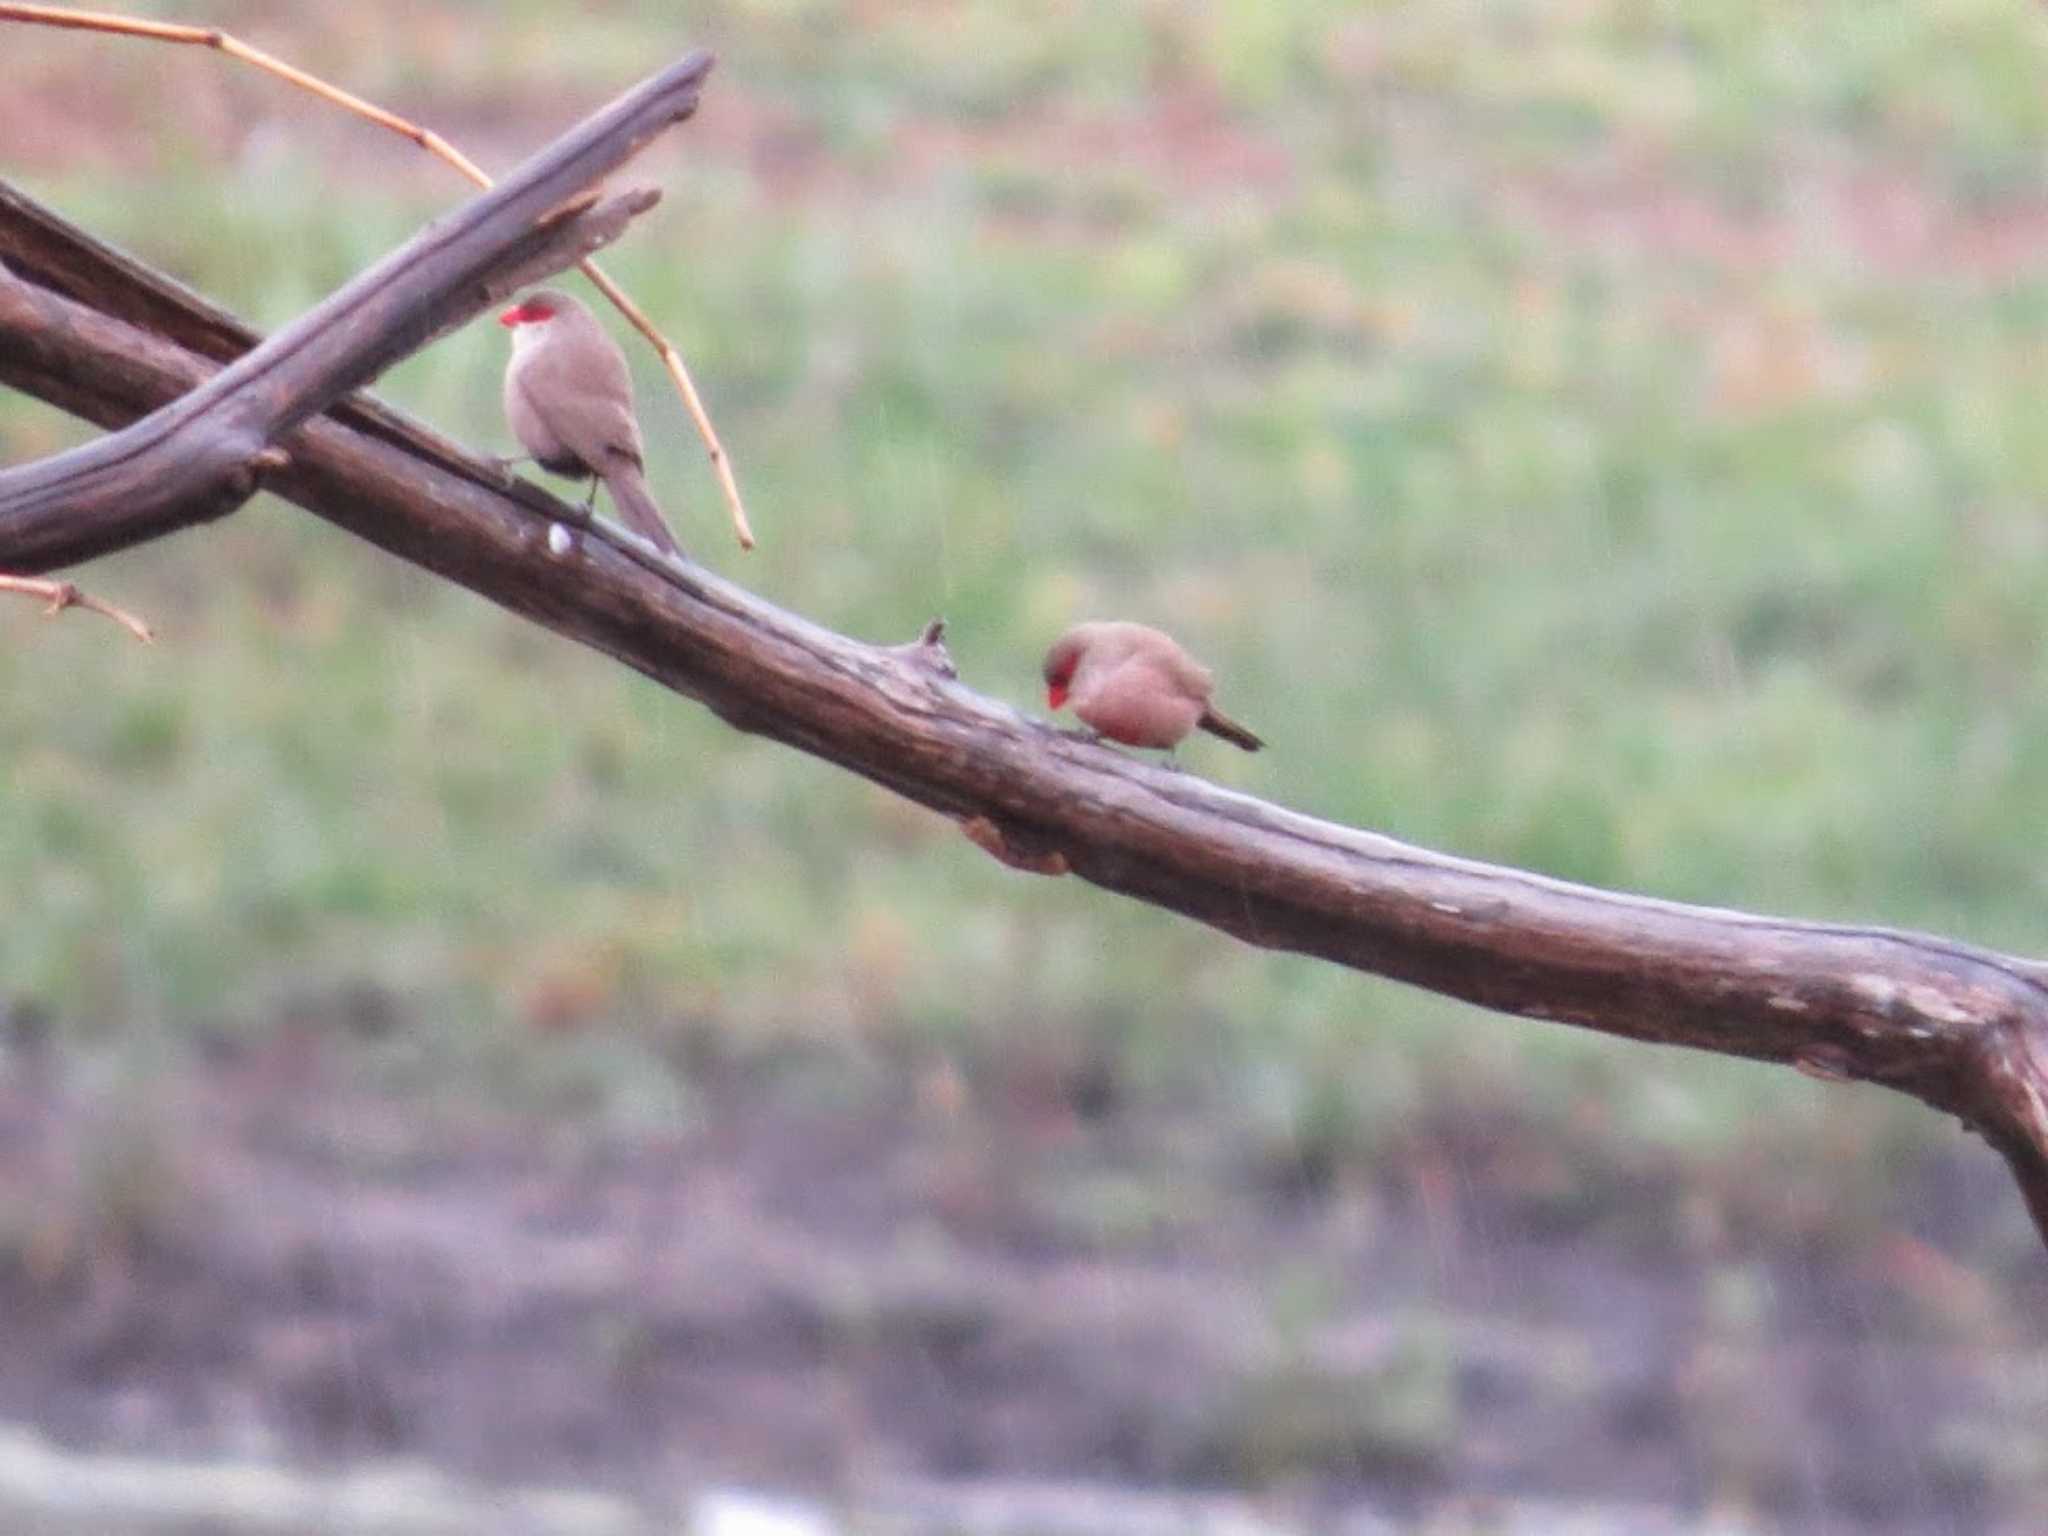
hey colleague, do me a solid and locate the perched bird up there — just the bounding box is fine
[498,288,684,558]
[1041,621,1264,753]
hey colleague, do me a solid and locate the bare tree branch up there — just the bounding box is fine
[0,571,152,641]
[0,51,710,573]
[0,3,754,547]
[4,213,2047,1251]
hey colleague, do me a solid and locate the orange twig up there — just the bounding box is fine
[0,3,755,550]
[0,573,153,642]
[581,267,753,550]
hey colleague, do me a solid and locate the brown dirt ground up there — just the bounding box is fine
[0,1028,2039,1534]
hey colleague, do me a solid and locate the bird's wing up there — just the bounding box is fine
[1150,646,1215,701]
[515,344,646,471]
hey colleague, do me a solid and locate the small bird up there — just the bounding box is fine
[1041,621,1264,753]
[498,288,684,558]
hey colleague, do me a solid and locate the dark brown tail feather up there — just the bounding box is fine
[1199,706,1264,752]
[604,464,685,559]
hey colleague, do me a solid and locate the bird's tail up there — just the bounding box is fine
[1199,706,1264,753]
[605,462,685,559]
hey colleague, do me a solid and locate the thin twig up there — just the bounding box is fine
[0,2,755,550]
[0,572,152,641]
[579,266,755,548]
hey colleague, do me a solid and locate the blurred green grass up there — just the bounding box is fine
[6,0,2048,1245]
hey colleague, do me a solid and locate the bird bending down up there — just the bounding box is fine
[498,288,685,559]
[1041,621,1264,753]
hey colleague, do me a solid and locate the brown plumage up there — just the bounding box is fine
[1041,621,1264,753]
[499,288,684,558]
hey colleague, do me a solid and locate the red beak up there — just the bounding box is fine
[1047,683,1068,711]
[497,304,525,328]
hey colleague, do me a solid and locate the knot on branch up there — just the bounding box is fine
[885,618,957,680]
[241,445,291,493]
[961,815,1069,877]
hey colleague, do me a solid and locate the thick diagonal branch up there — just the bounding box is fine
[0,4,752,548]
[4,187,2048,1252]
[0,50,710,572]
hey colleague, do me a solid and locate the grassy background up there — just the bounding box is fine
[6,0,2048,1484]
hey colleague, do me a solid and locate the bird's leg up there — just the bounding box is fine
[581,477,601,513]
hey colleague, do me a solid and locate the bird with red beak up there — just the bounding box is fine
[498,288,685,559]
[1042,621,1264,753]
